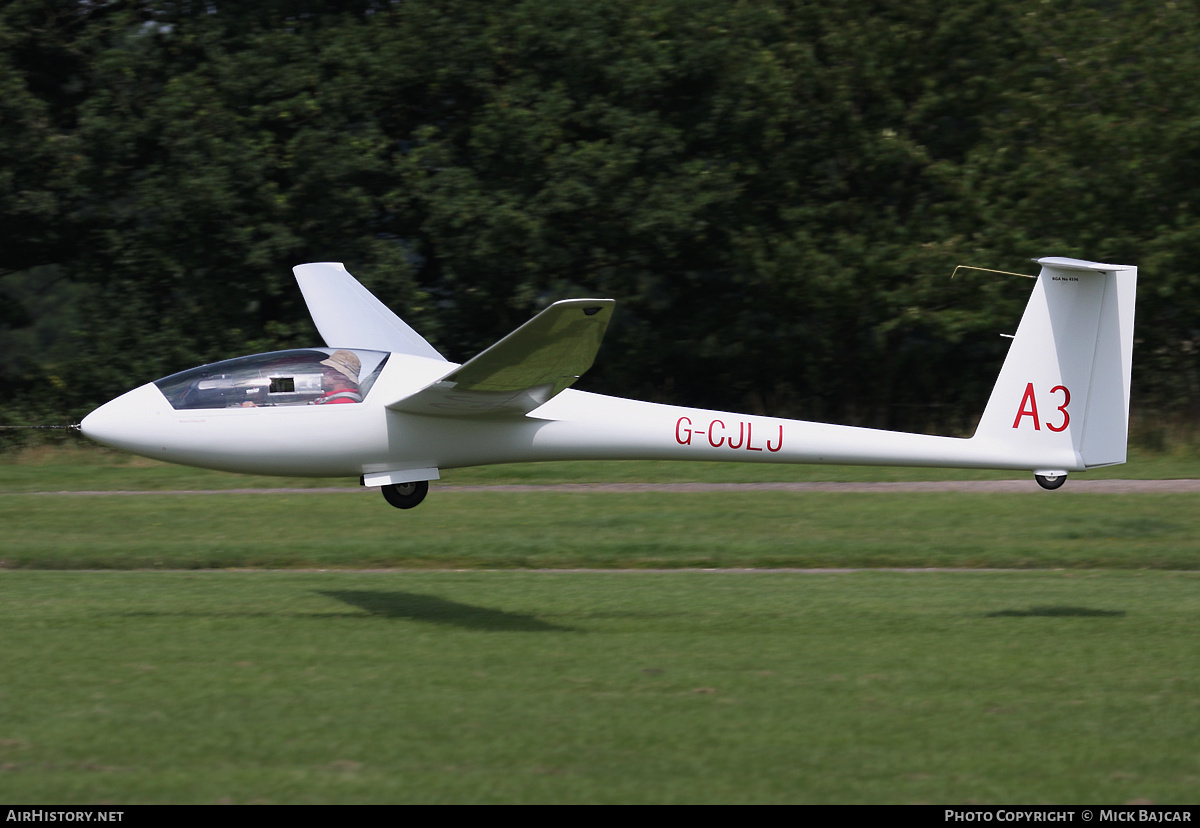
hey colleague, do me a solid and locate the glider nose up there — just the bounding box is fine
[81,383,171,453]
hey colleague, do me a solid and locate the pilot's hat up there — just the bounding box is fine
[320,350,361,383]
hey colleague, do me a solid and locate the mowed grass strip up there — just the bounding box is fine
[0,570,1196,804]
[2,445,1199,492]
[1,490,1198,570]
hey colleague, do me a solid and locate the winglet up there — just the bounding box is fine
[293,263,445,360]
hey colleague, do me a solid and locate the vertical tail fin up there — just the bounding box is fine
[973,257,1137,470]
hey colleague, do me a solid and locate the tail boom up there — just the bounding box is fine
[381,391,1083,473]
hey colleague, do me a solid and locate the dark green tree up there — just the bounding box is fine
[3,0,1199,443]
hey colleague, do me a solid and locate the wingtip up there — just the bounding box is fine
[292,262,347,276]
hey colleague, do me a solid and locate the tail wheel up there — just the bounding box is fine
[1034,473,1067,490]
[382,480,429,509]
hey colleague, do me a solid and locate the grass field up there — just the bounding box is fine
[1,570,1198,804]
[1,447,1198,803]
[2,443,1199,492]
[3,490,1200,570]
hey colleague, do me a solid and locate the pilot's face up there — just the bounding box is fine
[321,367,346,389]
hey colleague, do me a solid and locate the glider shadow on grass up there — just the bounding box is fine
[318,590,573,632]
[985,606,1126,618]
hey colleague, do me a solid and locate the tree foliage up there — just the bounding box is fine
[2,0,1198,441]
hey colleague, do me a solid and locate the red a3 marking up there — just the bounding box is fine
[1013,383,1071,432]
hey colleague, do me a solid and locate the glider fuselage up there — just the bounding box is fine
[82,353,1083,482]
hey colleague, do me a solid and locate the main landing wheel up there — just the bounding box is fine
[382,480,429,509]
[1034,473,1067,490]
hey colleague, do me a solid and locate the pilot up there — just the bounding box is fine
[313,350,363,405]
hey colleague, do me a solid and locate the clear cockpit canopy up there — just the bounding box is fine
[154,349,390,410]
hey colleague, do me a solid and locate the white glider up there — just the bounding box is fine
[81,256,1137,508]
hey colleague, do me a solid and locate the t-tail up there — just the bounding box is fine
[970,257,1137,488]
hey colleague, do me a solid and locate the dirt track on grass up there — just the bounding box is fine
[15,479,1200,495]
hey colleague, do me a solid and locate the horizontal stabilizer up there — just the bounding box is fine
[388,299,615,417]
[293,262,445,360]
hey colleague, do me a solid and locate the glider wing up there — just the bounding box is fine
[387,299,615,417]
[293,262,446,360]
